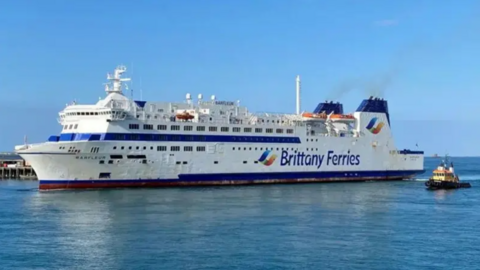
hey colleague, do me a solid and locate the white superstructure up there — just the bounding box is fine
[15,65,424,190]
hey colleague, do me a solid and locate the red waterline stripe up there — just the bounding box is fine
[38,176,414,190]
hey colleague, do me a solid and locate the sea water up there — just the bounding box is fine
[0,157,479,270]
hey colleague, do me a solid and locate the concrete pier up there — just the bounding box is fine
[0,153,37,180]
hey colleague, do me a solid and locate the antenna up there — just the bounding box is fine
[296,75,301,115]
[131,61,134,99]
[140,76,143,100]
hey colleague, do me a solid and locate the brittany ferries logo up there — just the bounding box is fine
[258,150,361,168]
[258,150,277,166]
[365,117,385,134]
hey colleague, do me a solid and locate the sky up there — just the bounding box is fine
[1,0,480,155]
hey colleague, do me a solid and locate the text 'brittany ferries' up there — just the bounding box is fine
[281,150,360,168]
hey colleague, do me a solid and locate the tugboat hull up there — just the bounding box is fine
[425,179,471,190]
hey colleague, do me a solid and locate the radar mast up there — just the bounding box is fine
[105,65,131,95]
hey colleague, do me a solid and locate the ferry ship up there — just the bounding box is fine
[15,65,425,190]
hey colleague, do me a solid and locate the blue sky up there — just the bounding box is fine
[1,0,480,155]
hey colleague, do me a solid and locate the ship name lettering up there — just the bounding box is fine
[280,150,360,168]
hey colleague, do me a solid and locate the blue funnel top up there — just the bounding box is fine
[313,101,344,114]
[356,96,390,125]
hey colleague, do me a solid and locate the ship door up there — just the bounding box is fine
[207,145,216,154]
[216,143,224,154]
[161,154,170,164]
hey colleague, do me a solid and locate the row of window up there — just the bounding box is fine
[109,145,320,152]
[63,124,79,130]
[112,145,207,152]
[65,111,114,116]
[98,159,261,165]
[128,124,295,134]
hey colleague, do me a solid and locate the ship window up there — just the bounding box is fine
[99,160,104,164]
[184,146,193,151]
[143,124,153,130]
[171,146,180,151]
[182,161,187,164]
[196,146,206,151]
[129,124,139,130]
[143,146,146,150]
[126,155,146,159]
[69,124,73,129]
[108,160,113,164]
[157,146,167,151]
[184,126,193,131]
[214,161,218,164]
[171,125,180,131]
[243,161,247,164]
[209,126,217,132]
[196,126,205,131]
[121,146,124,150]
[233,127,241,132]
[113,146,117,150]
[276,129,283,134]
[95,112,99,115]
[150,146,153,150]
[266,128,273,133]
[221,127,229,132]
[157,125,167,130]
[255,128,262,133]
[176,161,181,165]
[74,124,78,129]
[244,128,252,132]
[286,129,294,134]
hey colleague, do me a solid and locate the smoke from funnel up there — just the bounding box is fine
[326,44,411,100]
[362,67,399,98]
[326,67,398,100]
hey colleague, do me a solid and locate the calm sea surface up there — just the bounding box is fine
[1,157,480,270]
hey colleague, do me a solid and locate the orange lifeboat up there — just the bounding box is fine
[176,111,194,120]
[302,112,327,119]
[330,114,355,119]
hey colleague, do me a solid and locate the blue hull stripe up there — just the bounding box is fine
[45,133,423,154]
[50,132,303,144]
[39,170,426,185]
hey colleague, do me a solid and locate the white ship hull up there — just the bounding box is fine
[18,135,424,190]
[15,65,425,190]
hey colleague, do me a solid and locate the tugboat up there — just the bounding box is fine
[425,156,471,190]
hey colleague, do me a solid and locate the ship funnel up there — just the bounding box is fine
[356,97,390,124]
[313,101,344,114]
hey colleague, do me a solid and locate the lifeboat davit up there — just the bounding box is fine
[176,111,195,120]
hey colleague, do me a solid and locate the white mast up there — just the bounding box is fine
[105,65,131,95]
[296,75,301,115]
